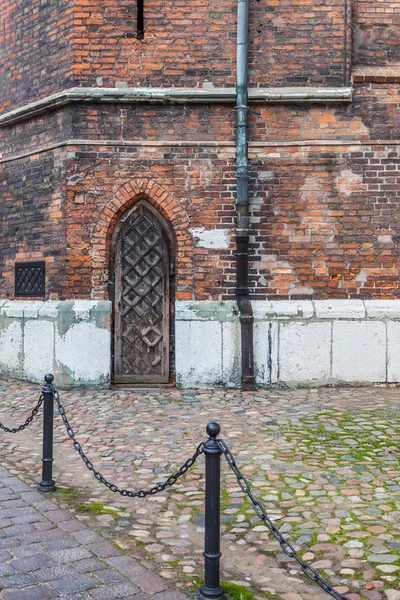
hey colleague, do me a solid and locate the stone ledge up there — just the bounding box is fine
[0,299,111,321]
[0,86,352,126]
[176,299,400,321]
[353,66,400,84]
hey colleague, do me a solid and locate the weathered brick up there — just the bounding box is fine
[1,1,400,314]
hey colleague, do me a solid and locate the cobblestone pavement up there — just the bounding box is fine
[0,463,180,599]
[0,380,399,600]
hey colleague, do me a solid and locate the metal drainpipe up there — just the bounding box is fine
[235,0,254,389]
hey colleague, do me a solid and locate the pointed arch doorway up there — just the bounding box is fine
[110,200,174,384]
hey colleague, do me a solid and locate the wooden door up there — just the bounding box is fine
[114,203,170,384]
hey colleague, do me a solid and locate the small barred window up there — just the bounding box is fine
[15,262,46,297]
[137,0,144,40]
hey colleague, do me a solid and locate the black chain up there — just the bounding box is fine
[0,395,44,434]
[217,439,348,600]
[53,387,204,497]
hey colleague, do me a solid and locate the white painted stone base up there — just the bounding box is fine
[2,298,400,388]
[176,300,400,388]
[0,300,111,388]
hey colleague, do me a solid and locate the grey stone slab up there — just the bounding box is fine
[74,557,107,573]
[11,552,55,572]
[34,521,54,532]
[0,493,19,502]
[32,499,59,511]
[0,506,28,518]
[105,555,167,594]
[18,528,64,544]
[34,563,78,582]
[4,523,36,536]
[86,541,122,558]
[1,499,27,509]
[3,584,57,600]
[0,549,12,562]
[368,553,399,563]
[44,535,79,551]
[20,491,46,503]
[0,562,15,576]
[56,595,88,600]
[7,481,32,492]
[154,593,189,600]
[12,542,45,557]
[105,555,143,576]
[12,512,46,525]
[89,581,140,600]
[0,489,18,499]
[94,568,126,584]
[130,571,168,594]
[51,574,98,594]
[72,529,104,544]
[0,572,37,588]
[51,546,93,563]
[44,509,70,523]
[0,537,21,549]
[0,518,13,528]
[58,519,87,532]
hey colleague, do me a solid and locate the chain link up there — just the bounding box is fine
[0,395,44,434]
[53,387,204,497]
[217,439,348,600]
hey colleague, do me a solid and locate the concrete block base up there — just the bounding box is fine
[175,300,400,388]
[1,298,400,388]
[0,300,111,388]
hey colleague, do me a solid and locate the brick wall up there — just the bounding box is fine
[1,0,400,305]
[250,143,400,300]
[71,0,349,88]
[0,151,67,298]
[0,0,73,114]
[0,0,350,115]
[2,81,400,302]
[354,0,400,65]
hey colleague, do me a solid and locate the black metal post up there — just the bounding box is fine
[198,423,226,600]
[38,374,56,493]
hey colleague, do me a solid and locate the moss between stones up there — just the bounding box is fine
[74,501,119,516]
[221,581,279,600]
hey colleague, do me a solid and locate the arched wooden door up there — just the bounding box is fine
[112,201,171,384]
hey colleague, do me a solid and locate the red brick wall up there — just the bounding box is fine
[0,0,350,115]
[2,1,400,303]
[72,0,349,88]
[2,82,400,302]
[0,0,73,114]
[354,0,400,65]
[250,143,400,299]
[0,151,67,298]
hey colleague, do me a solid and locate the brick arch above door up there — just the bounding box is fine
[90,178,194,299]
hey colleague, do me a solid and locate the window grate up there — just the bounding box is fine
[15,262,46,297]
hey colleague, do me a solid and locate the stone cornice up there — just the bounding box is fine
[0,86,352,126]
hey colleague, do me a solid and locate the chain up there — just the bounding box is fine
[0,395,44,434]
[217,439,348,600]
[53,387,204,497]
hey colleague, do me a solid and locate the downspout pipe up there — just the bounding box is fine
[236,0,255,389]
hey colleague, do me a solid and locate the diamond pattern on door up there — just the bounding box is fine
[114,204,169,383]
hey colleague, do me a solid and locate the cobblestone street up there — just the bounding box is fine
[0,380,399,600]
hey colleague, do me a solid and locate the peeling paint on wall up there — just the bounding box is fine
[0,300,111,388]
[190,228,231,249]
